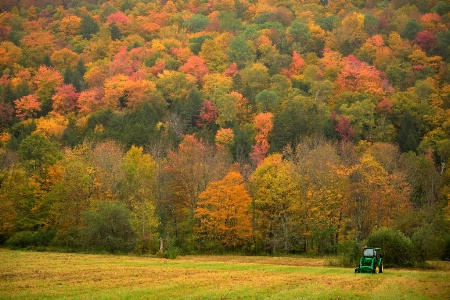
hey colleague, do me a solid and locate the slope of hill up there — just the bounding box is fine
[0,0,449,259]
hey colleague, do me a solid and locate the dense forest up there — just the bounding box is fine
[0,0,449,261]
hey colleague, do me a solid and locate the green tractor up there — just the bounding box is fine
[355,247,383,274]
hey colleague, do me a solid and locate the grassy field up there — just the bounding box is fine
[0,249,449,299]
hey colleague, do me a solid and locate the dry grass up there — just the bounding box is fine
[0,249,449,299]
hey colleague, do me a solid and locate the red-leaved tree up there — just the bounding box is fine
[196,100,218,127]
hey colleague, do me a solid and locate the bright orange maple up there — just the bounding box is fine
[195,171,252,249]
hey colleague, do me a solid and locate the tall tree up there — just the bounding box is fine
[33,66,64,115]
[328,12,367,55]
[52,84,79,114]
[250,154,299,253]
[202,73,233,103]
[228,34,256,68]
[58,15,82,38]
[20,31,55,67]
[250,112,273,166]
[51,48,79,70]
[195,171,252,250]
[18,134,61,176]
[199,37,229,73]
[346,153,411,242]
[46,146,93,245]
[271,95,329,151]
[89,140,124,202]
[196,100,218,129]
[334,55,387,99]
[0,167,45,235]
[162,135,230,247]
[286,138,349,254]
[401,18,424,40]
[156,70,196,104]
[183,14,210,32]
[120,146,159,248]
[179,55,209,82]
[0,41,22,69]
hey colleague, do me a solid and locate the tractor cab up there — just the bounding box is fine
[363,248,380,259]
[355,247,383,274]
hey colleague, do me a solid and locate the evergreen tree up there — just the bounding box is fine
[63,59,87,91]
[81,14,99,40]
[43,55,53,67]
[2,83,15,105]
[110,23,122,41]
[63,67,74,85]
[397,111,419,153]
[231,124,254,164]
[401,19,424,40]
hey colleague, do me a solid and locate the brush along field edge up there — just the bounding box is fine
[0,249,449,299]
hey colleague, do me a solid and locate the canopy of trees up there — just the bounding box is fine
[0,0,449,260]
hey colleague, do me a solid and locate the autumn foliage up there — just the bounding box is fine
[0,0,449,258]
[195,171,252,249]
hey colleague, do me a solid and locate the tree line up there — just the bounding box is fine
[1,134,448,261]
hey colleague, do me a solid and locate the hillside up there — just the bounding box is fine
[0,0,449,258]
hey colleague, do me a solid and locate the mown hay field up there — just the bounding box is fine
[0,249,449,299]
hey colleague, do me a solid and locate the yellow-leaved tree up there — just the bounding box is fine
[120,146,159,252]
[287,139,349,254]
[250,154,299,253]
[346,153,411,242]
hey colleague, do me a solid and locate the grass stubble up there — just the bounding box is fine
[0,249,449,299]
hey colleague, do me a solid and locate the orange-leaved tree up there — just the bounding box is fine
[250,112,273,166]
[14,94,41,120]
[335,55,388,99]
[179,55,209,82]
[33,66,64,114]
[195,171,252,250]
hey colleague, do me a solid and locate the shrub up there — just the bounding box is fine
[441,235,450,261]
[155,246,179,259]
[6,231,35,248]
[6,229,56,249]
[80,201,136,253]
[50,228,82,250]
[337,240,362,267]
[0,233,7,245]
[134,236,159,255]
[33,228,56,246]
[365,227,415,267]
[165,247,179,259]
[412,224,445,262]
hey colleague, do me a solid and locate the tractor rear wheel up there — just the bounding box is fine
[379,263,383,273]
